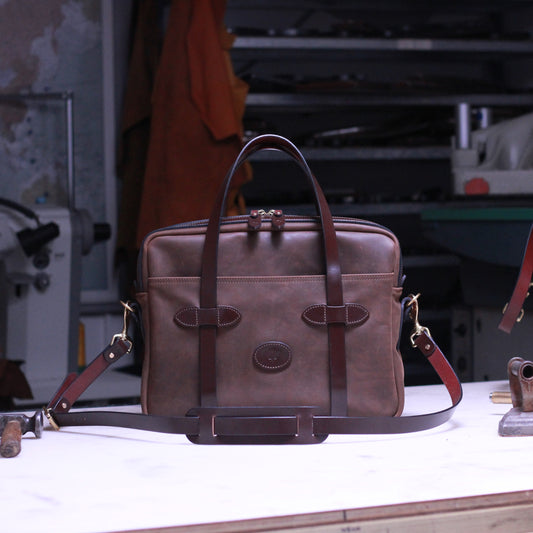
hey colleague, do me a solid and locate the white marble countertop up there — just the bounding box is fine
[1,380,531,533]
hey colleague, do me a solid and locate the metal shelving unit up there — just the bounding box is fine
[231,1,533,188]
[234,29,533,160]
[234,36,533,54]
[245,93,533,109]
[229,1,533,383]
[249,146,451,161]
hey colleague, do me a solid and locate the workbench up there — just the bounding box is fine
[3,380,533,533]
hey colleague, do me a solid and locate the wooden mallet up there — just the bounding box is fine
[0,411,43,458]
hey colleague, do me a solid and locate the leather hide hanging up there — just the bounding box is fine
[117,0,251,255]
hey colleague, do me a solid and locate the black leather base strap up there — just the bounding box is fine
[46,330,462,444]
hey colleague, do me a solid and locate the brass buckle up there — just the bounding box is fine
[502,303,525,323]
[110,301,134,352]
[406,293,431,347]
[43,408,60,431]
[502,283,532,322]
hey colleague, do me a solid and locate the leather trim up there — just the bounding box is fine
[174,306,241,328]
[302,303,369,327]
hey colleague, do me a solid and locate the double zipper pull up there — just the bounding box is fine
[247,209,285,231]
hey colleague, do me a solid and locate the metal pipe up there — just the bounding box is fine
[455,102,471,149]
[478,107,492,129]
[64,91,75,209]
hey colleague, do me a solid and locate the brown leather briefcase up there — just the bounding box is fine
[46,134,461,444]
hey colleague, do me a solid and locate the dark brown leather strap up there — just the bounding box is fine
[499,224,533,334]
[199,134,348,415]
[45,326,462,443]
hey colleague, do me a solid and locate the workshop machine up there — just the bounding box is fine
[424,106,533,382]
[0,198,107,403]
[452,105,533,195]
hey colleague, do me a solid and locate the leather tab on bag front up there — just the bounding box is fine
[175,306,241,328]
[302,304,369,327]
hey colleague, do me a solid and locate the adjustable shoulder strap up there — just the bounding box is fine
[499,224,533,334]
[45,297,462,442]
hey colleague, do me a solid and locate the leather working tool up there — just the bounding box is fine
[499,358,533,436]
[0,411,43,457]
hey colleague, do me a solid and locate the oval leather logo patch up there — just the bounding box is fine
[253,342,292,373]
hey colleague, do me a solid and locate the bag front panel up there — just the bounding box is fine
[142,271,403,418]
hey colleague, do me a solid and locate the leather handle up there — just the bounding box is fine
[224,134,314,183]
[201,134,342,306]
[198,134,347,413]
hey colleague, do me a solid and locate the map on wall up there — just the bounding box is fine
[0,0,108,291]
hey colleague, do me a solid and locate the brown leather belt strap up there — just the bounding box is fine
[45,329,462,444]
[499,224,533,334]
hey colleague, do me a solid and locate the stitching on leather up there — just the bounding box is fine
[176,306,241,328]
[217,273,394,284]
[174,306,199,327]
[302,304,325,325]
[217,306,241,327]
[219,306,241,327]
[345,303,369,326]
[148,273,395,286]
[303,303,369,326]
[253,342,292,370]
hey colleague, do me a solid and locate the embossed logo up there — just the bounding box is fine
[253,342,292,373]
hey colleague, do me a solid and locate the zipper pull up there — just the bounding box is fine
[247,209,285,231]
[247,209,262,231]
[271,209,285,230]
